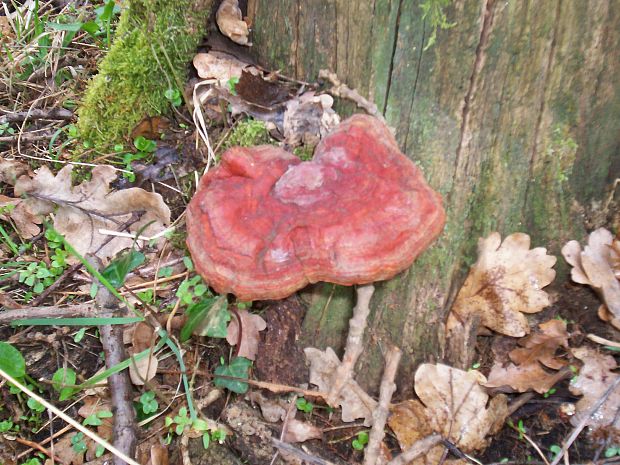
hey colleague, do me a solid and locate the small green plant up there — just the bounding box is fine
[0,122,15,136]
[120,136,157,182]
[176,273,210,306]
[0,419,18,433]
[164,88,183,107]
[214,357,252,394]
[549,444,562,460]
[352,431,369,451]
[83,410,113,426]
[605,445,620,458]
[52,367,77,401]
[47,0,120,48]
[20,457,43,465]
[227,76,240,95]
[543,387,557,398]
[296,397,314,414]
[508,418,527,440]
[164,408,225,449]
[71,432,88,453]
[139,391,159,415]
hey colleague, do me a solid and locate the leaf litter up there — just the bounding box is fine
[1,13,619,465]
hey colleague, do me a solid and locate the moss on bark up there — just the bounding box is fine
[77,0,212,151]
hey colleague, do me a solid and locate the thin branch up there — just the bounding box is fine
[386,434,443,465]
[327,284,374,406]
[91,257,137,465]
[364,346,402,465]
[0,108,74,124]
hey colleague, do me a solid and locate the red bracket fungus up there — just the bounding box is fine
[186,114,446,301]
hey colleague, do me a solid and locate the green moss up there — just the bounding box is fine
[77,0,212,151]
[221,119,274,151]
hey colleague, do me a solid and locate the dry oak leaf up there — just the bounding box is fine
[0,193,41,238]
[0,157,29,185]
[193,51,247,83]
[447,232,556,337]
[13,164,170,259]
[562,228,620,329]
[415,363,508,452]
[216,0,250,45]
[226,309,267,361]
[569,346,620,439]
[485,319,569,393]
[305,347,377,425]
[389,400,446,465]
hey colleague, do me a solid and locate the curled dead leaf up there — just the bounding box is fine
[562,228,620,329]
[216,0,250,46]
[226,309,267,361]
[447,232,556,337]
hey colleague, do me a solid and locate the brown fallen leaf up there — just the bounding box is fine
[509,319,569,369]
[0,194,41,238]
[562,228,620,329]
[414,363,507,452]
[216,0,250,46]
[447,232,556,337]
[0,157,29,185]
[193,51,247,82]
[283,418,322,443]
[129,352,159,386]
[389,400,445,465]
[11,164,170,259]
[570,346,620,439]
[304,347,377,425]
[226,309,267,361]
[485,319,569,393]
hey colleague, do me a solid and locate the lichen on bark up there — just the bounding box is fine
[77,0,212,151]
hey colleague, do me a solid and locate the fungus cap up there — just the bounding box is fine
[186,115,446,300]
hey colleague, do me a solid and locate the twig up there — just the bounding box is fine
[549,375,620,465]
[318,69,387,124]
[0,131,55,143]
[272,439,336,465]
[364,346,402,465]
[386,434,443,465]
[12,437,66,464]
[327,284,374,406]
[587,333,620,349]
[92,258,137,465]
[0,303,112,324]
[0,108,74,124]
[0,366,140,465]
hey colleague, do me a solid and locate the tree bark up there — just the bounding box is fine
[247,0,620,395]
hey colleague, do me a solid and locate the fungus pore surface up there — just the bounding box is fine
[186,115,446,300]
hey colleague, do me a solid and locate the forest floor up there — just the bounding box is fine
[1,2,619,465]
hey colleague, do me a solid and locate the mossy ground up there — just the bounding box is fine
[77,0,212,152]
